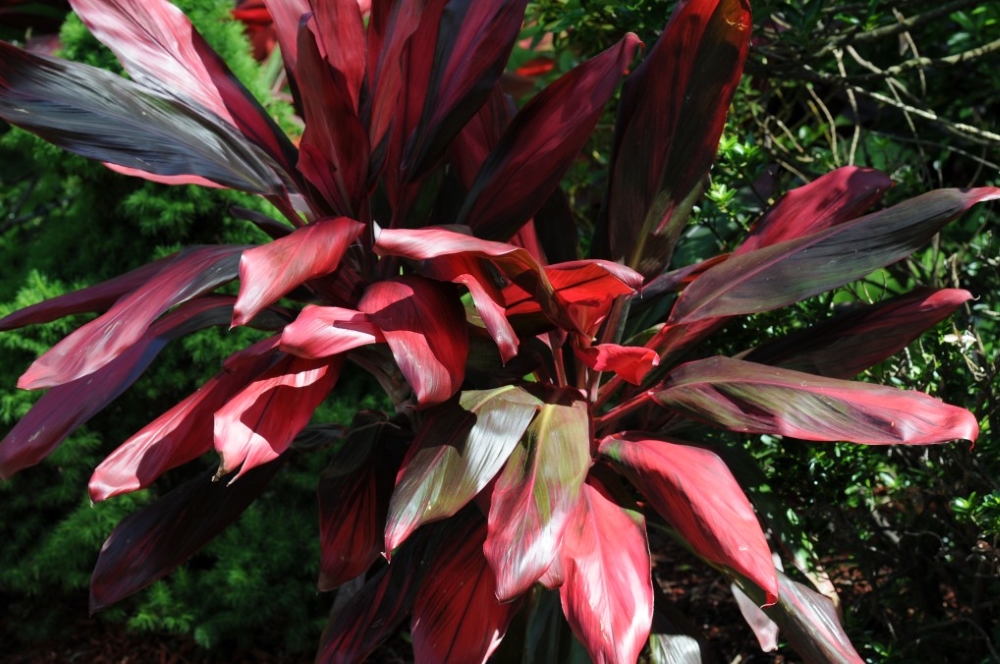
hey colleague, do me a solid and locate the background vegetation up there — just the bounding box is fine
[1,0,998,660]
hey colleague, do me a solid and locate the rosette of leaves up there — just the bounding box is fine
[0,0,995,661]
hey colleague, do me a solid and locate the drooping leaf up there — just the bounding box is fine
[88,336,281,502]
[412,511,521,663]
[318,415,405,591]
[655,356,980,444]
[233,216,365,326]
[732,584,779,652]
[18,245,244,390]
[359,276,468,406]
[596,0,751,278]
[559,481,653,664]
[599,433,777,604]
[280,305,385,359]
[485,392,591,601]
[669,187,1000,323]
[69,0,298,177]
[402,0,529,179]
[90,459,283,612]
[741,288,972,379]
[0,43,283,193]
[214,353,343,479]
[762,570,864,663]
[575,344,659,385]
[384,386,541,552]
[458,33,641,242]
[735,166,893,255]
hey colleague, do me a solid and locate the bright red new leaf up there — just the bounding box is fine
[575,344,659,385]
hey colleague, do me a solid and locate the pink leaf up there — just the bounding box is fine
[214,354,342,479]
[19,245,243,390]
[599,433,777,604]
[575,344,659,385]
[559,481,653,664]
[359,276,468,406]
[233,216,364,327]
[384,386,541,552]
[655,356,980,444]
[484,394,591,601]
[280,305,385,359]
[733,584,780,651]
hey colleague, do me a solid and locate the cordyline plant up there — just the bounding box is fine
[0,0,995,661]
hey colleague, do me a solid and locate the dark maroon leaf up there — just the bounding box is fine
[90,459,283,612]
[215,353,343,480]
[384,386,541,552]
[669,187,1000,324]
[88,335,281,502]
[447,83,513,190]
[484,394,590,601]
[359,276,468,407]
[599,433,777,604]
[309,0,367,112]
[558,480,653,664]
[742,288,972,379]
[0,43,283,194]
[597,0,751,278]
[412,512,521,663]
[458,33,641,242]
[655,356,980,444]
[233,216,365,326]
[19,245,244,390]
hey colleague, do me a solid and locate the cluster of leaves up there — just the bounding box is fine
[0,0,996,662]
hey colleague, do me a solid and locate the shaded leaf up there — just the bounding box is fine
[655,356,979,444]
[384,386,541,552]
[575,344,659,385]
[649,588,719,664]
[19,245,243,390]
[233,216,365,326]
[599,433,777,604]
[559,481,653,664]
[485,393,591,601]
[459,33,641,241]
[309,0,367,112]
[0,43,283,193]
[90,459,283,612]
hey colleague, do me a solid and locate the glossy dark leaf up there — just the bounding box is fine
[0,43,283,193]
[485,394,591,601]
[385,386,541,552]
[599,433,777,604]
[19,245,243,390]
[359,276,468,406]
[90,459,283,612]
[669,188,1000,323]
[742,288,972,379]
[655,356,980,444]
[309,0,367,112]
[559,481,653,664]
[459,33,641,241]
[412,512,520,663]
[233,216,365,326]
[89,336,280,502]
[598,0,751,278]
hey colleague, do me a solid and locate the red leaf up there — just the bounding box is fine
[233,216,364,326]
[484,394,591,601]
[598,0,750,278]
[558,481,653,664]
[359,276,468,406]
[459,33,641,241]
[575,344,659,385]
[655,356,980,444]
[88,336,280,502]
[669,187,1000,324]
[318,416,405,591]
[309,0,367,112]
[412,513,521,663]
[384,386,541,552]
[741,287,972,379]
[260,0,309,73]
[447,83,512,190]
[90,460,283,612]
[599,433,777,604]
[735,166,892,255]
[280,305,385,359]
[214,353,342,479]
[18,245,243,390]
